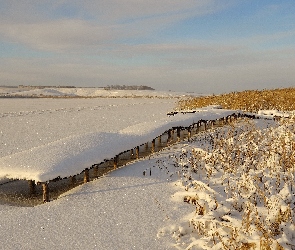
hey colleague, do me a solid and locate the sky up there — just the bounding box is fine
[0,0,294,94]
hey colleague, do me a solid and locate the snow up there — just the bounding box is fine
[1,91,295,249]
[0,87,198,98]
[1,118,294,249]
[0,156,192,249]
[0,98,237,182]
[257,109,294,118]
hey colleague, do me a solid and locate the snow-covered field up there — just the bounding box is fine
[0,96,235,183]
[0,87,198,98]
[0,97,175,181]
[0,92,295,249]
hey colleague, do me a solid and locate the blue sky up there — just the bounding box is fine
[0,0,294,93]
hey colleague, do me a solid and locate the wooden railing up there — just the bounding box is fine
[0,111,281,205]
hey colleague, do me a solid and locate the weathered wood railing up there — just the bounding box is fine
[0,112,281,205]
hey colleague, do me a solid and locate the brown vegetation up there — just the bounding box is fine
[177,88,295,112]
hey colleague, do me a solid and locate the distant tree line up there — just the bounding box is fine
[18,85,76,89]
[104,85,155,90]
[1,85,155,90]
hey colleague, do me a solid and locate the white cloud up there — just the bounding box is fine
[62,0,227,22]
[0,0,236,52]
[0,20,117,52]
[0,1,293,93]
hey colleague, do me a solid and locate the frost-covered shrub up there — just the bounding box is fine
[158,118,295,249]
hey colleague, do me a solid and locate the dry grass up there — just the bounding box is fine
[177,88,295,112]
[158,117,295,249]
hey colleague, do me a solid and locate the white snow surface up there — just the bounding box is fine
[0,117,294,249]
[1,96,294,249]
[257,109,295,118]
[0,151,192,250]
[0,98,236,182]
[0,87,198,98]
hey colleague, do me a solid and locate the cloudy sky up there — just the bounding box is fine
[0,0,294,93]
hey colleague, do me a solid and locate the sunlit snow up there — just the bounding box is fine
[0,89,294,249]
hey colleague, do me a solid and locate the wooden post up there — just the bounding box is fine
[191,124,194,136]
[42,183,49,203]
[158,135,162,144]
[151,139,155,153]
[204,121,207,130]
[28,180,36,195]
[216,119,220,126]
[145,142,149,150]
[167,130,172,144]
[84,168,89,183]
[136,146,139,159]
[196,123,199,133]
[114,155,118,169]
[188,127,191,142]
[93,166,98,178]
[130,149,134,159]
[70,175,77,186]
[177,127,181,141]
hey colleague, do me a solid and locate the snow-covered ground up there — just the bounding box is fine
[0,97,176,181]
[0,97,236,182]
[1,94,295,249]
[0,87,198,98]
[0,149,193,249]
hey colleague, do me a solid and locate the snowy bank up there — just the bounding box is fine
[0,107,238,182]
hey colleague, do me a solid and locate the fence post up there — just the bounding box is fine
[84,168,89,183]
[188,127,191,142]
[28,180,36,195]
[191,124,195,136]
[130,149,134,159]
[114,155,118,169]
[196,122,200,133]
[70,175,76,186]
[42,183,49,203]
[151,139,155,153]
[167,129,172,144]
[177,127,181,141]
[93,166,98,178]
[136,146,139,159]
[158,135,162,144]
